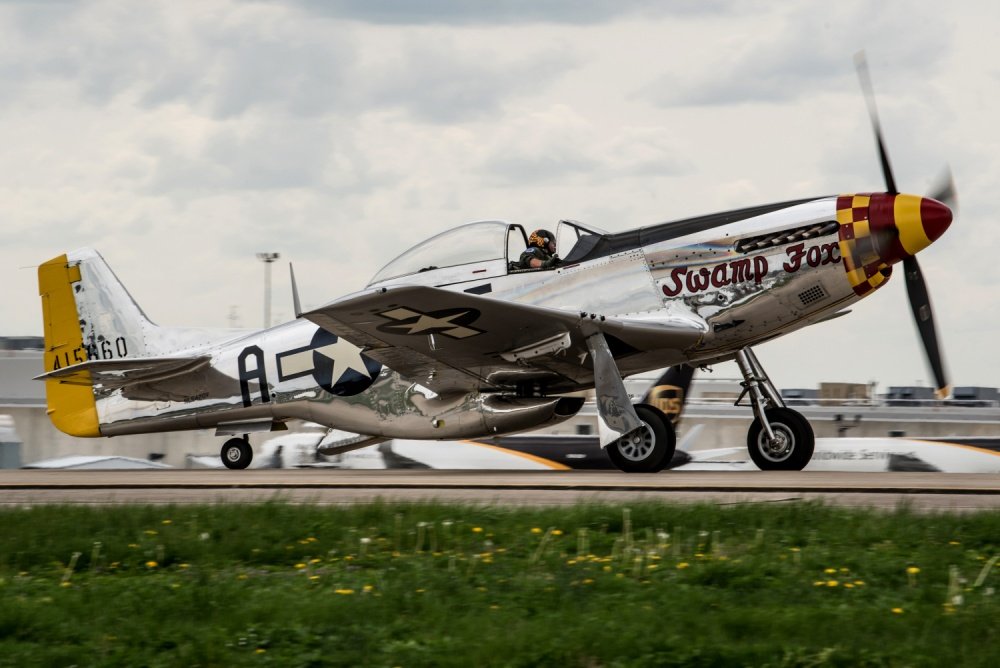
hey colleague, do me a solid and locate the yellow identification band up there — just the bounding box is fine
[38,254,101,437]
[895,195,931,256]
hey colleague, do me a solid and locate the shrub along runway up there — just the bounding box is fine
[2,470,999,511]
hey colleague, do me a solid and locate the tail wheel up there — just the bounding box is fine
[605,404,676,473]
[221,437,253,470]
[747,407,815,471]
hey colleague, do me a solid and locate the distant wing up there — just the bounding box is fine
[303,285,706,393]
[34,356,211,389]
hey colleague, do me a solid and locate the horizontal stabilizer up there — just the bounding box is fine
[34,356,211,389]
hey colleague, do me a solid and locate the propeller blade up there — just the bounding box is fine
[854,51,898,195]
[929,167,958,210]
[902,255,949,396]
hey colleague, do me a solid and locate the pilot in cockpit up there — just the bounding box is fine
[518,229,561,270]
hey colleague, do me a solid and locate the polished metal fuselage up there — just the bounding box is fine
[89,196,867,441]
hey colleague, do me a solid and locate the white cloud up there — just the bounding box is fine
[1,0,997,392]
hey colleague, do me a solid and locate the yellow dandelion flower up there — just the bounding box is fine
[531,527,543,534]
[844,583,855,589]
[892,607,904,614]
[309,575,320,581]
[906,566,920,575]
[295,563,307,570]
[255,648,266,654]
[309,558,321,564]
[814,581,826,586]
[415,588,426,593]
[602,565,612,572]
[146,560,158,569]
[362,585,374,593]
[648,564,659,570]
[854,580,866,586]
[948,541,961,546]
[790,547,800,552]
[472,527,483,533]
[144,530,158,536]
[582,578,594,584]
[334,589,355,595]
[827,580,839,587]
[824,568,837,574]
[179,563,189,569]
[566,559,577,565]
[677,562,689,569]
[552,529,563,536]
[60,581,72,588]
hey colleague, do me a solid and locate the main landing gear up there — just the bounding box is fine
[221,436,254,470]
[735,349,815,470]
[605,404,676,473]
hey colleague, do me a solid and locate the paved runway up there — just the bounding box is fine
[2,470,999,511]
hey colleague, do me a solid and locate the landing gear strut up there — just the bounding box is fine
[735,349,814,470]
[221,435,253,470]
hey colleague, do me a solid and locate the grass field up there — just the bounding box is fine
[1,500,999,667]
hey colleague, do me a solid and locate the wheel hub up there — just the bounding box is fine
[616,425,656,462]
[225,446,243,463]
[759,424,794,461]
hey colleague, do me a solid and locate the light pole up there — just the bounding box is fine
[256,252,280,328]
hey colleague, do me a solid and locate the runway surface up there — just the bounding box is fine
[2,470,999,511]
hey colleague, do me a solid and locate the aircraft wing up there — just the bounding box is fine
[303,285,706,393]
[34,356,212,389]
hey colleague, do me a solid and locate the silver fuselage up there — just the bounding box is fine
[90,196,865,440]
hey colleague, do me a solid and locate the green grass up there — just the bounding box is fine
[1,501,999,667]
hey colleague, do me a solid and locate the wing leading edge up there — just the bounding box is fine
[303,285,706,394]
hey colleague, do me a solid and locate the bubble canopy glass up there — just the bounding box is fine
[367,219,609,285]
[368,221,511,286]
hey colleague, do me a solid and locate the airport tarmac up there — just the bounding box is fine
[1,470,999,512]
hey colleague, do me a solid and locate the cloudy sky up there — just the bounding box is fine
[2,0,997,391]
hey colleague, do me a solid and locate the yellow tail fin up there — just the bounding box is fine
[38,254,100,437]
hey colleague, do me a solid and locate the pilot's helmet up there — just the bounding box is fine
[529,229,556,249]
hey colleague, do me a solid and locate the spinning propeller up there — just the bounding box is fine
[854,51,954,398]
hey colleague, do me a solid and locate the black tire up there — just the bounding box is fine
[605,404,676,473]
[746,407,815,471]
[221,437,253,470]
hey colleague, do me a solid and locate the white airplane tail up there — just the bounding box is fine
[37,248,241,437]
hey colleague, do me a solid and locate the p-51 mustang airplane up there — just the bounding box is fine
[35,56,955,472]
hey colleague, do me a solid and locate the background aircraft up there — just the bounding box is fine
[36,55,955,473]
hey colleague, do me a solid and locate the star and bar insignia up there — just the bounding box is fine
[375,307,484,339]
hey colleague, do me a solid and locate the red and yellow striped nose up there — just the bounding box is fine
[868,193,952,262]
[836,193,952,296]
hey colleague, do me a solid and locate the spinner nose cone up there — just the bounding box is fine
[894,194,952,257]
[919,197,952,245]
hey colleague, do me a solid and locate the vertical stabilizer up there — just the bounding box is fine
[641,365,695,427]
[38,253,101,436]
[38,248,162,437]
